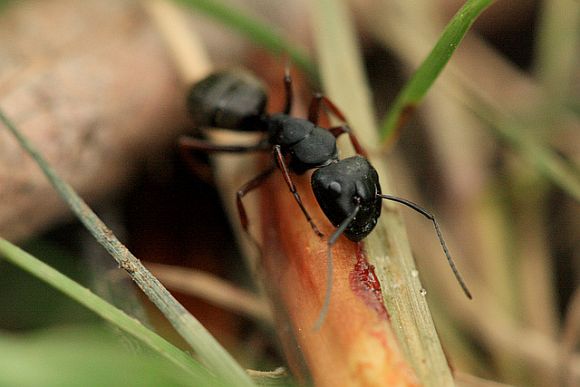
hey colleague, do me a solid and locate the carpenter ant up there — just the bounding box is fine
[180,68,472,329]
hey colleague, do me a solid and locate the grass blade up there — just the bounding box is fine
[0,109,255,387]
[0,238,219,386]
[380,0,495,141]
[174,0,316,79]
[0,327,203,387]
[534,0,580,104]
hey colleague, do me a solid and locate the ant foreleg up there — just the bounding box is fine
[273,145,324,238]
[313,202,361,331]
[377,194,473,299]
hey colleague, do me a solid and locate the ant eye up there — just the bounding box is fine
[328,181,342,196]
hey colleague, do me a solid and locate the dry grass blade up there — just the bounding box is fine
[146,262,273,324]
[246,367,291,385]
[534,0,580,104]
[560,289,580,387]
[455,371,515,387]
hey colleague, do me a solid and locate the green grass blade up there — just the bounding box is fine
[380,0,495,141]
[174,0,316,79]
[0,238,220,386]
[0,109,256,387]
[0,327,204,387]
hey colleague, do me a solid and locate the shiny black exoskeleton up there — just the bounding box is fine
[312,156,381,242]
[187,71,267,132]
[180,69,471,328]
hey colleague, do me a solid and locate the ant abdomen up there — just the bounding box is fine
[187,70,268,131]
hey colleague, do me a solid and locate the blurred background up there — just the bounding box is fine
[0,0,578,386]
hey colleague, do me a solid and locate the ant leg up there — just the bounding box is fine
[273,145,324,238]
[307,94,368,157]
[179,136,270,154]
[377,194,473,299]
[318,96,368,156]
[308,93,323,124]
[234,166,276,257]
[313,202,361,331]
[327,125,368,158]
[282,66,293,115]
[179,135,270,188]
[237,165,276,234]
[308,93,349,124]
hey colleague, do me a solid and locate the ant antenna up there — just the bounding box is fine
[377,194,472,299]
[313,204,361,331]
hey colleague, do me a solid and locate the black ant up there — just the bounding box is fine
[179,69,472,329]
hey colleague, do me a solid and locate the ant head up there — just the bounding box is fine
[312,156,381,242]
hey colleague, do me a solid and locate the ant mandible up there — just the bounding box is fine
[179,68,472,329]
